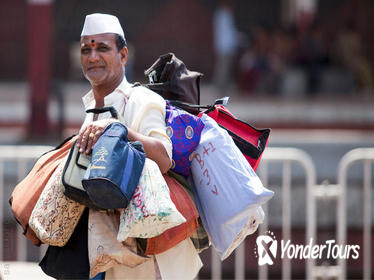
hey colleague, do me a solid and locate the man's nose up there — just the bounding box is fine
[88,50,100,62]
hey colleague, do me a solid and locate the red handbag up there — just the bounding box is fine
[143,174,199,255]
[200,104,270,172]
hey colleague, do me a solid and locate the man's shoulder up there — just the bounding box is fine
[129,84,165,104]
[124,84,166,120]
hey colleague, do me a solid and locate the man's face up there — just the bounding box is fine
[80,33,128,86]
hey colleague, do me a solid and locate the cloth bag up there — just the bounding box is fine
[226,205,265,254]
[167,170,210,253]
[9,135,76,245]
[82,122,146,210]
[165,103,204,177]
[137,174,200,255]
[29,158,85,247]
[39,207,90,279]
[105,238,203,280]
[88,210,150,278]
[117,159,186,241]
[190,114,274,260]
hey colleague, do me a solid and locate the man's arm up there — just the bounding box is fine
[76,119,172,174]
[127,127,171,174]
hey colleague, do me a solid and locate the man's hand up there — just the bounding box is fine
[77,118,118,154]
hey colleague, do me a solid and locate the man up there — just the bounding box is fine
[76,13,202,279]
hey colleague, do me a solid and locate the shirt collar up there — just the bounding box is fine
[82,75,132,110]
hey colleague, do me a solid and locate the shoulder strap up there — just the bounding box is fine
[133,81,171,93]
[168,97,230,114]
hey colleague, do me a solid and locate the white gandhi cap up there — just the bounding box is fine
[81,13,125,38]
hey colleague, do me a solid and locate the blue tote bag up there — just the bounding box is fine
[82,122,146,209]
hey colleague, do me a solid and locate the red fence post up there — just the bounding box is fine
[27,0,54,138]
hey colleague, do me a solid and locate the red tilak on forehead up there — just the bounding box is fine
[91,40,95,47]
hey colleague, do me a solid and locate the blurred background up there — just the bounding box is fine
[0,0,374,279]
[1,0,374,138]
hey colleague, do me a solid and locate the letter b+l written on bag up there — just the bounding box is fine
[193,142,218,196]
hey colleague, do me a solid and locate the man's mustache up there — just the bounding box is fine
[87,64,105,70]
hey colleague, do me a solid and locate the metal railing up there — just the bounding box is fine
[338,148,374,280]
[209,147,317,280]
[211,148,373,280]
[258,147,316,280]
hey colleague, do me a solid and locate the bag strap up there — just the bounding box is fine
[86,106,118,119]
[133,80,172,96]
[168,97,230,113]
[168,100,210,110]
[145,82,171,92]
[133,81,229,115]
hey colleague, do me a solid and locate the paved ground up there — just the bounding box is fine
[0,262,53,280]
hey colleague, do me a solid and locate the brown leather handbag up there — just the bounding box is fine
[9,135,76,245]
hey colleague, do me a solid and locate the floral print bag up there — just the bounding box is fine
[29,158,85,247]
[117,159,186,242]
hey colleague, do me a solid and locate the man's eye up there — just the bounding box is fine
[81,48,90,54]
[98,46,109,51]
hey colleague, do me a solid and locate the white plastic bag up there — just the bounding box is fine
[117,159,186,242]
[190,114,274,260]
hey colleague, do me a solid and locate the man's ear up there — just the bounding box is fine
[120,47,128,66]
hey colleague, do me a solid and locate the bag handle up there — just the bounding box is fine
[133,81,172,95]
[145,82,171,92]
[86,106,118,119]
[168,97,230,112]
